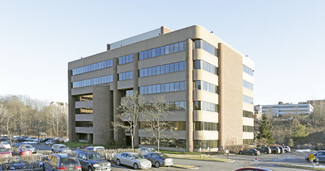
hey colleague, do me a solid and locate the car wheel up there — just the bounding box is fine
[239,152,242,155]
[133,163,139,170]
[116,159,121,166]
[88,166,93,171]
[155,161,160,168]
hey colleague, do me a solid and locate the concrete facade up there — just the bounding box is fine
[68,25,255,151]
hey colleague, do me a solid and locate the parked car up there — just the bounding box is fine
[12,147,32,156]
[0,136,9,141]
[45,140,55,145]
[40,138,54,143]
[6,158,27,170]
[52,144,72,153]
[0,146,12,157]
[236,167,272,171]
[305,151,324,163]
[239,148,260,156]
[278,146,285,154]
[283,146,291,153]
[85,146,106,159]
[75,149,111,171]
[114,152,152,169]
[143,152,173,168]
[43,153,82,171]
[256,147,271,154]
[0,141,11,149]
[138,147,158,155]
[270,146,280,154]
[38,156,49,168]
[19,144,36,154]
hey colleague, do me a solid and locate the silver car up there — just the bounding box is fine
[52,144,72,153]
[115,152,151,169]
[143,152,173,168]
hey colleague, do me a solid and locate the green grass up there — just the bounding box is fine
[279,164,325,170]
[159,150,201,155]
[165,153,233,162]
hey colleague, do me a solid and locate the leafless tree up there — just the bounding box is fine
[142,96,173,151]
[112,91,146,150]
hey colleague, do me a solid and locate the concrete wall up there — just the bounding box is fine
[218,43,243,147]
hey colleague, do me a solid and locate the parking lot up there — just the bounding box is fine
[2,142,324,171]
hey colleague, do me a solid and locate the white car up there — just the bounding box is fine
[115,152,151,169]
[45,140,55,145]
[52,144,72,153]
[0,142,11,149]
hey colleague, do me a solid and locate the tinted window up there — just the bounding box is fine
[61,158,79,165]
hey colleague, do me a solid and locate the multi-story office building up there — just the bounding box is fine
[68,25,255,152]
[260,104,313,117]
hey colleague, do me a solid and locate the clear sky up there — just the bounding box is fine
[0,0,324,105]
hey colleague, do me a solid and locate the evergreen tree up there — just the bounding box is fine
[257,115,274,144]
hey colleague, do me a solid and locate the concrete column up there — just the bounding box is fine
[68,70,78,142]
[186,39,194,152]
[93,85,113,145]
[133,53,139,147]
[113,58,125,145]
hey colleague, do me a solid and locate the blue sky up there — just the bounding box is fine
[0,0,324,105]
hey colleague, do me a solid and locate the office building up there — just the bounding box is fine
[68,25,255,152]
[260,104,313,117]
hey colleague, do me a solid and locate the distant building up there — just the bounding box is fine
[260,104,313,117]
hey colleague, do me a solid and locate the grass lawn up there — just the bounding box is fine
[165,153,233,162]
[279,164,325,170]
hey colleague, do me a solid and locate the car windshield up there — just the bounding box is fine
[61,158,79,165]
[95,147,105,151]
[132,154,144,159]
[149,148,158,152]
[60,146,67,149]
[0,148,8,152]
[88,153,103,160]
[160,154,169,158]
[24,145,32,148]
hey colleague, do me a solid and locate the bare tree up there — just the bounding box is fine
[112,91,146,150]
[142,96,173,151]
[0,104,15,149]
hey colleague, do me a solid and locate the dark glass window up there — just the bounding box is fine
[72,59,113,75]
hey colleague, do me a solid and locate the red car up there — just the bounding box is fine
[0,147,12,157]
[12,148,32,156]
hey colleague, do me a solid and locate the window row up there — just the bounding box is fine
[72,75,113,88]
[243,95,254,104]
[139,81,186,95]
[243,80,254,90]
[76,121,93,127]
[194,80,218,94]
[194,140,218,149]
[243,126,254,132]
[243,65,254,76]
[75,108,93,114]
[118,54,134,65]
[194,101,218,112]
[139,41,186,60]
[72,59,113,75]
[139,121,186,131]
[169,101,186,111]
[194,121,218,131]
[243,110,254,118]
[75,94,93,102]
[118,71,133,81]
[140,137,186,148]
[243,139,253,145]
[195,40,218,56]
[139,61,186,77]
[194,60,218,75]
